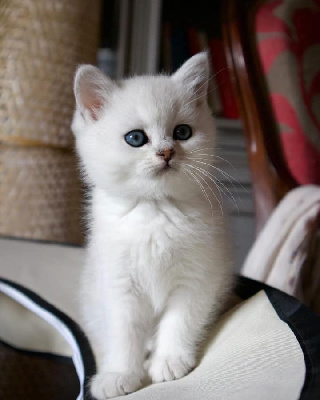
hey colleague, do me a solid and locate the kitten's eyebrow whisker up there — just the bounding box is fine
[184,67,227,108]
[192,76,213,97]
[211,67,227,80]
[191,67,226,99]
[185,75,229,108]
[191,69,221,99]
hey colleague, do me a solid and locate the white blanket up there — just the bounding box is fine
[242,185,320,313]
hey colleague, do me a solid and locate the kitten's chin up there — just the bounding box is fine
[152,160,179,177]
[154,164,176,176]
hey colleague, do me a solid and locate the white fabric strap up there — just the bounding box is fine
[0,281,85,400]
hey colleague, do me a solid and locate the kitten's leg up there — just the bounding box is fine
[148,283,220,383]
[89,288,150,399]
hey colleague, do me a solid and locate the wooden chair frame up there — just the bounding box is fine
[222,0,297,234]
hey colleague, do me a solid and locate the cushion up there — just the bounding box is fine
[0,238,319,400]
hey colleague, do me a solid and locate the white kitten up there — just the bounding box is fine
[72,52,233,400]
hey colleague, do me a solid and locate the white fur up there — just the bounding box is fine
[72,52,233,399]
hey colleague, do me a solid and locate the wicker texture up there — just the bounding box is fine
[0,0,101,148]
[0,144,83,244]
[0,0,101,243]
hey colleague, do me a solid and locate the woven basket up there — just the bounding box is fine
[0,144,84,244]
[0,0,101,148]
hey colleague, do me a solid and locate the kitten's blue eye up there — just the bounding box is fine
[173,124,192,140]
[124,130,148,147]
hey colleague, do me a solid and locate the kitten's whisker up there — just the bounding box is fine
[211,165,247,195]
[185,163,235,211]
[186,147,218,154]
[189,159,243,193]
[196,162,240,208]
[187,156,242,201]
[190,156,248,196]
[183,168,213,217]
[185,161,239,212]
[188,154,236,169]
[184,163,224,216]
[187,154,217,157]
[184,162,224,202]
[192,170,224,218]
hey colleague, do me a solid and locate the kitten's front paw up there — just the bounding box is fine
[148,353,196,383]
[90,371,143,399]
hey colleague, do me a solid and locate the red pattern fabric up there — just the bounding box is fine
[255,0,320,184]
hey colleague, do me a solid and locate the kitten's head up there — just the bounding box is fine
[72,52,216,200]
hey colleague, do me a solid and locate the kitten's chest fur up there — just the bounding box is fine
[89,189,216,311]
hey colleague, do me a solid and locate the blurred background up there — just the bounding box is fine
[1,0,319,272]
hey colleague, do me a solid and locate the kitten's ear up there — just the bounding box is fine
[74,65,115,121]
[172,51,210,103]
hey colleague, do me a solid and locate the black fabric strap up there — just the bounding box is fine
[265,288,320,400]
[236,276,320,400]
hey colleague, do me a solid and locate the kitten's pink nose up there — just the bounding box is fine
[157,148,175,162]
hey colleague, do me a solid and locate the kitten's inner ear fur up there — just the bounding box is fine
[74,65,115,121]
[172,51,210,105]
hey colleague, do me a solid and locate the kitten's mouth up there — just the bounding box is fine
[155,163,176,175]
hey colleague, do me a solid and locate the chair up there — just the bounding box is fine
[222,0,320,234]
[222,0,320,312]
